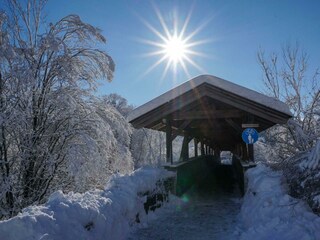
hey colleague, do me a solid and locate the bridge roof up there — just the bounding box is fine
[128,75,292,150]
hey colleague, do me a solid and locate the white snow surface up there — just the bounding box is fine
[128,74,292,122]
[0,167,175,240]
[238,164,320,240]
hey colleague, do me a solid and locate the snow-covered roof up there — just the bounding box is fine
[128,74,292,122]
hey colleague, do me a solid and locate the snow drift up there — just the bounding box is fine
[0,167,175,240]
[238,164,320,240]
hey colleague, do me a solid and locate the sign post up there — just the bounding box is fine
[242,128,259,161]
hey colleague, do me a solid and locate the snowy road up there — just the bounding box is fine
[129,169,242,240]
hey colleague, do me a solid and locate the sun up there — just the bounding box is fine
[139,5,209,79]
[163,34,188,65]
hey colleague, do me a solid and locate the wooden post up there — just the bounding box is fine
[194,139,198,157]
[248,144,254,162]
[245,114,255,161]
[166,118,173,164]
[237,143,241,157]
[214,147,221,161]
[201,141,205,156]
[180,134,190,161]
[242,142,248,161]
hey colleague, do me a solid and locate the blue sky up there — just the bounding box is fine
[46,0,320,106]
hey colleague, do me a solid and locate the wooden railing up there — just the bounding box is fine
[232,155,256,195]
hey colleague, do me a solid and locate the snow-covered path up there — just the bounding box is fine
[129,171,241,240]
[2,164,320,240]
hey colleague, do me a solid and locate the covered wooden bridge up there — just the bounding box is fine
[128,75,292,194]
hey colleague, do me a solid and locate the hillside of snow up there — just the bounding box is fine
[237,164,320,239]
[0,167,175,240]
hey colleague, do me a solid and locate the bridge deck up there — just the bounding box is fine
[129,164,241,239]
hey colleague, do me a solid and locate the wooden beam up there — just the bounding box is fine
[166,118,173,164]
[214,147,221,161]
[171,119,192,140]
[248,144,254,162]
[180,134,191,161]
[201,141,205,155]
[242,142,248,160]
[177,119,193,130]
[172,109,242,121]
[188,128,239,140]
[225,118,242,133]
[242,123,259,128]
[152,122,165,130]
[194,138,198,157]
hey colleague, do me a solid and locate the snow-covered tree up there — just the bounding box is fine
[0,0,115,219]
[131,128,166,168]
[101,93,134,117]
[64,97,134,192]
[258,43,320,159]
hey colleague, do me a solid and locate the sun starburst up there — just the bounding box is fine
[139,5,209,80]
[163,34,187,65]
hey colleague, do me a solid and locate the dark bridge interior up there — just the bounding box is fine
[164,155,245,196]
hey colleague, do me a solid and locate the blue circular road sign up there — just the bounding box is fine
[242,128,259,144]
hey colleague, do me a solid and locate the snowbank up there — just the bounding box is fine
[0,167,175,240]
[238,164,320,240]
